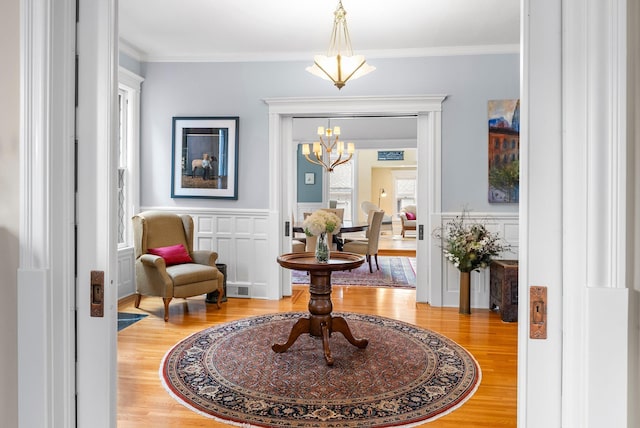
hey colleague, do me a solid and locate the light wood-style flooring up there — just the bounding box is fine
[118,285,517,427]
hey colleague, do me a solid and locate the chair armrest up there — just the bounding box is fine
[192,250,219,266]
[136,254,173,297]
[139,253,166,268]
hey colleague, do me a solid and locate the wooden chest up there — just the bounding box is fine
[490,260,518,322]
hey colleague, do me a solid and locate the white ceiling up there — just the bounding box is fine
[119,0,520,62]
[119,0,520,146]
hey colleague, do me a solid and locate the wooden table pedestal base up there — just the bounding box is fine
[273,253,368,366]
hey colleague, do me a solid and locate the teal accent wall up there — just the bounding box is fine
[296,145,323,202]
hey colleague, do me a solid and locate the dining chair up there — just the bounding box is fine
[291,212,306,252]
[342,210,385,273]
[320,208,344,221]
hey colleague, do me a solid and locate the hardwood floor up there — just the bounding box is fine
[118,285,517,427]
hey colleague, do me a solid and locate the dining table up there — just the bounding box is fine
[292,220,368,251]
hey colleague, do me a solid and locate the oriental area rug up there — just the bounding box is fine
[161,312,481,427]
[291,256,416,288]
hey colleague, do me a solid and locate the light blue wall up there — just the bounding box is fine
[138,54,519,212]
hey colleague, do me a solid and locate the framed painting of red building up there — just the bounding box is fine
[488,99,520,203]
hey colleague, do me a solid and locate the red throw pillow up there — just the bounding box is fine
[147,244,193,266]
[405,212,416,221]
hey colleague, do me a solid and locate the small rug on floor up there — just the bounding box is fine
[161,312,481,427]
[291,256,416,288]
[117,312,147,331]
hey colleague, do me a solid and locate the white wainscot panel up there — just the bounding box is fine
[234,238,254,284]
[235,217,253,235]
[216,216,234,235]
[215,237,233,266]
[438,212,518,309]
[471,269,490,309]
[196,236,213,251]
[504,223,519,243]
[250,238,270,298]
[117,247,135,299]
[253,217,269,236]
[141,208,271,300]
[196,216,214,234]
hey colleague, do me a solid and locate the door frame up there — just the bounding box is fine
[18,0,118,426]
[18,0,77,426]
[264,96,446,304]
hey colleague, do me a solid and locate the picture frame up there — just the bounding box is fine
[171,116,239,199]
[487,100,519,203]
[304,172,315,185]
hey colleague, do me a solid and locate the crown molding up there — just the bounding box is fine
[121,43,520,63]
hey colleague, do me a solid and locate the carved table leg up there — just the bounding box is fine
[320,321,334,366]
[331,316,369,348]
[272,317,311,353]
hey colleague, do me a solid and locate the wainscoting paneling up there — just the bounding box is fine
[438,212,519,309]
[199,211,269,298]
[136,208,271,300]
[117,247,135,298]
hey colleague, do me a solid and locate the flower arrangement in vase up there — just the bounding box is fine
[433,210,509,313]
[302,210,342,263]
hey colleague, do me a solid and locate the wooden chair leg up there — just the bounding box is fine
[163,297,172,322]
[216,285,223,309]
[374,254,380,271]
[134,293,142,308]
[367,254,373,273]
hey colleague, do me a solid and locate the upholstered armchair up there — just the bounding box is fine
[132,211,224,321]
[399,205,417,237]
[343,210,385,273]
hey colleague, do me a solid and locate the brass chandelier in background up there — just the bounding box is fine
[306,0,375,89]
[301,124,354,172]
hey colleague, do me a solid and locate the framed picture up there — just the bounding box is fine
[171,116,239,199]
[304,172,315,185]
[488,100,520,203]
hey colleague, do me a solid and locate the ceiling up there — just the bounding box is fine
[119,0,520,62]
[119,0,520,147]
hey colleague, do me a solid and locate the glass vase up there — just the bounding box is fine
[315,232,330,263]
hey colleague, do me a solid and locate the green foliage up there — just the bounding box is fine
[489,161,519,202]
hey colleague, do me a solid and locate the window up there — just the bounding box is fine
[328,152,353,221]
[117,68,144,248]
[395,177,416,213]
[117,90,128,245]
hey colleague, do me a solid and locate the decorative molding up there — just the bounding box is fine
[139,207,270,299]
[561,0,632,426]
[265,95,446,305]
[117,247,135,298]
[436,212,519,309]
[137,44,520,64]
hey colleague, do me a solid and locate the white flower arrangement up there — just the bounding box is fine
[302,210,341,236]
[433,210,509,273]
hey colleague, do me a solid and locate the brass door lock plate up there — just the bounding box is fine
[529,286,547,339]
[90,270,104,317]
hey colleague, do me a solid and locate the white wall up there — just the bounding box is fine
[138,54,520,214]
[0,0,20,426]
